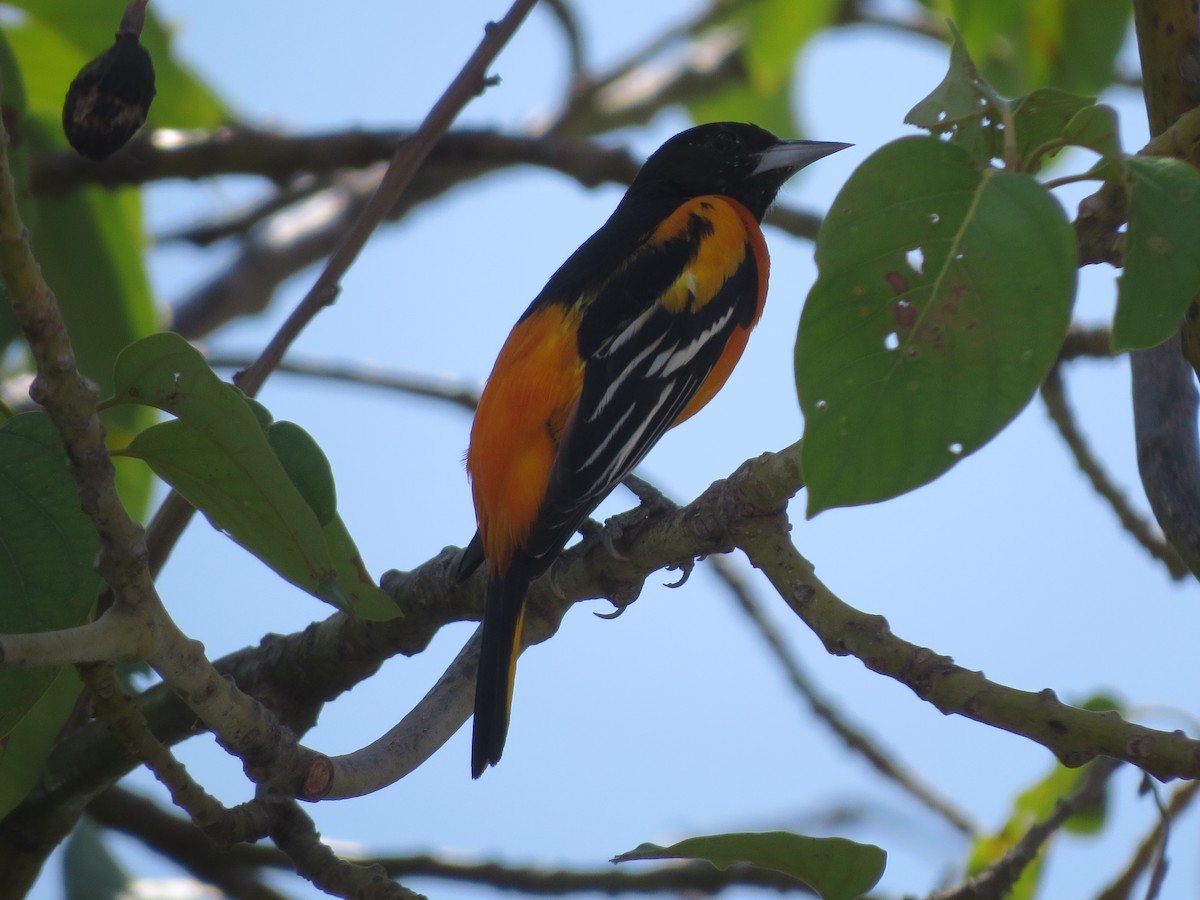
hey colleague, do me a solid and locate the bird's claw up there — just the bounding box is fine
[593,580,641,619]
[663,558,696,588]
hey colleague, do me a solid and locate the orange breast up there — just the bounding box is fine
[467,303,586,574]
[673,195,769,425]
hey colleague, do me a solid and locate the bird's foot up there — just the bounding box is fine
[622,473,678,517]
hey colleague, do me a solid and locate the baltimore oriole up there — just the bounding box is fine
[460,122,848,777]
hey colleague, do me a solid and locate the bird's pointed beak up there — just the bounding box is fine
[752,140,852,176]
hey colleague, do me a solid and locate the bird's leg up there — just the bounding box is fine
[621,473,678,516]
[598,473,680,558]
[608,473,703,592]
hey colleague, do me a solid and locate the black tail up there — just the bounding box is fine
[471,576,529,778]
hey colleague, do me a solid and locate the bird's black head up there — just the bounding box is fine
[628,122,849,221]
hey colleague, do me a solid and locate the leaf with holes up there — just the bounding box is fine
[796,137,1076,514]
[614,832,884,900]
[1113,156,1200,351]
[905,25,1002,169]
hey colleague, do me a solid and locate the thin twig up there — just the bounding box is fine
[541,0,586,80]
[159,177,330,247]
[75,663,227,828]
[1096,780,1200,900]
[91,783,825,897]
[708,553,978,836]
[1059,325,1113,361]
[204,354,480,412]
[0,35,156,659]
[144,2,541,584]
[90,786,281,900]
[261,791,423,900]
[925,759,1120,900]
[1040,364,1188,579]
[233,0,541,398]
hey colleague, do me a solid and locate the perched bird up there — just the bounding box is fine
[460,122,848,777]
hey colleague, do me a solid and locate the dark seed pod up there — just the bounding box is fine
[62,32,156,160]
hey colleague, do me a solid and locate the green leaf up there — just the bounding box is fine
[739,0,840,92]
[965,756,1110,898]
[614,832,885,900]
[244,396,276,430]
[265,419,399,620]
[0,413,100,739]
[949,1,1130,97]
[1062,104,1122,160]
[319,514,401,622]
[1113,156,1200,351]
[28,152,159,518]
[111,334,337,598]
[110,332,259,428]
[905,24,1003,170]
[64,816,130,900]
[0,666,82,819]
[110,334,397,619]
[0,29,33,357]
[1009,87,1094,169]
[119,418,338,601]
[2,2,229,517]
[267,421,338,527]
[907,23,1107,173]
[797,137,1076,513]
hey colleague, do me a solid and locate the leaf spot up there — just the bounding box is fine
[883,332,900,351]
[884,271,909,293]
[905,247,925,274]
[893,298,916,329]
[815,399,828,411]
[948,442,964,455]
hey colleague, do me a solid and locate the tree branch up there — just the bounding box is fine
[88,787,282,900]
[232,0,541,398]
[91,783,823,897]
[1127,0,1200,579]
[30,127,824,341]
[12,440,1200,836]
[260,790,423,900]
[1096,779,1200,900]
[1040,363,1188,579]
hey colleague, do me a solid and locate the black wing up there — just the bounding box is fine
[523,231,759,561]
